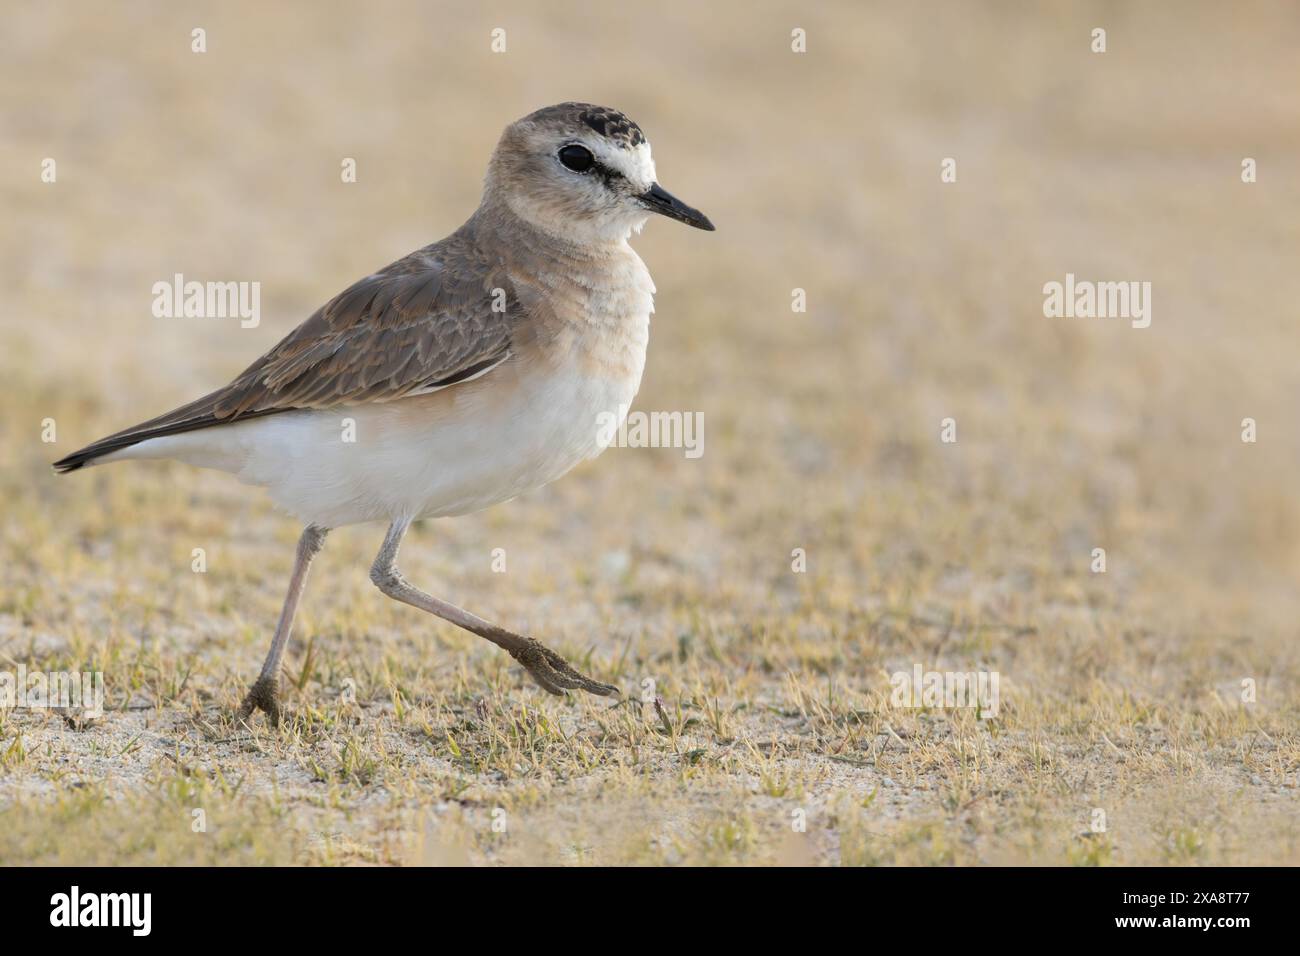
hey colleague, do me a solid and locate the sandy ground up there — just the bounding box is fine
[1,0,1297,864]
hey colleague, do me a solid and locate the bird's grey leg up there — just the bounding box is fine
[369,517,618,698]
[237,524,330,724]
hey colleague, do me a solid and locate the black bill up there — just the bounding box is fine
[639,182,715,231]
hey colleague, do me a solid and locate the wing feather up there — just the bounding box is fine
[52,238,518,472]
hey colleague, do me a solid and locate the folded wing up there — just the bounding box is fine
[53,243,518,472]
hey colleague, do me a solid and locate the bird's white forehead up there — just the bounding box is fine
[591,139,657,189]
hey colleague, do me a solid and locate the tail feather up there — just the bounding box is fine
[51,391,280,473]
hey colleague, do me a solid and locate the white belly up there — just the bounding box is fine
[116,343,645,528]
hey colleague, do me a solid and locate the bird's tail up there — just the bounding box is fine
[51,388,275,473]
[53,430,153,473]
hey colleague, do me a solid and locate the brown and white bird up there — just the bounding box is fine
[53,103,714,722]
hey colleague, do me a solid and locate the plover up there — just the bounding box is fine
[54,103,714,722]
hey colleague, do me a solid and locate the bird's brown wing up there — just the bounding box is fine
[53,245,518,472]
[215,254,515,414]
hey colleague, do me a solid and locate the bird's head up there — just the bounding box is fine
[485,102,714,243]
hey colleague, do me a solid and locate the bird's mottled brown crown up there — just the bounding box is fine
[578,105,645,148]
[523,102,646,148]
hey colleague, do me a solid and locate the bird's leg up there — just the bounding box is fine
[369,517,618,698]
[237,524,330,724]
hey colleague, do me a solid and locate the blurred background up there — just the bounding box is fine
[7,0,1300,634]
[0,1,1297,864]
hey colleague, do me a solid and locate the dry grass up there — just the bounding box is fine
[1,0,1297,865]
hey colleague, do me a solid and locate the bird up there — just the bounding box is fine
[53,102,714,723]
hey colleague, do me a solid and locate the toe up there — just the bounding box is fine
[538,646,620,697]
[237,676,283,724]
[510,639,620,698]
[523,662,568,696]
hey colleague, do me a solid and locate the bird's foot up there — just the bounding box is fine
[237,674,282,725]
[509,638,620,698]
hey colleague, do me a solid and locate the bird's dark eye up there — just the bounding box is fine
[558,144,595,172]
